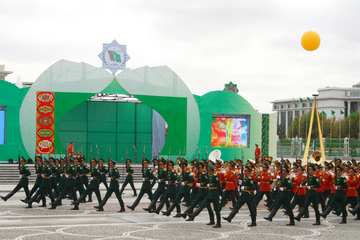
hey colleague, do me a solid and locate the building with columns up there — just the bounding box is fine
[0,65,12,80]
[271,82,360,137]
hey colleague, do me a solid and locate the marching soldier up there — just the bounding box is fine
[74,158,85,201]
[218,161,237,211]
[320,165,348,223]
[127,158,154,210]
[120,159,137,197]
[94,159,125,212]
[22,156,44,207]
[254,163,273,207]
[71,158,102,209]
[294,164,321,225]
[264,164,295,226]
[186,164,221,228]
[1,157,31,202]
[49,157,60,198]
[99,158,109,190]
[222,164,257,227]
[80,157,91,202]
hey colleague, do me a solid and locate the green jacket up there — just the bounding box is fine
[19,164,31,186]
[65,164,77,187]
[109,166,120,189]
[74,164,84,184]
[206,172,220,199]
[277,175,293,199]
[301,174,320,197]
[125,165,134,181]
[165,169,178,195]
[334,174,348,198]
[40,164,52,187]
[89,166,100,188]
[141,167,154,191]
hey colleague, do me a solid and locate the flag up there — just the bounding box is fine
[340,110,344,114]
[307,97,312,102]
[323,111,327,116]
[331,110,335,115]
[300,98,303,103]
[350,110,355,115]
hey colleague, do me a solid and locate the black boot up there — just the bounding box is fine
[0,191,15,202]
[49,196,62,209]
[286,211,295,226]
[223,209,237,223]
[35,194,42,203]
[25,193,39,204]
[38,197,46,207]
[248,212,257,227]
[348,203,360,216]
[162,203,176,216]
[152,201,165,214]
[132,188,137,197]
[94,197,108,211]
[313,209,321,225]
[320,206,332,219]
[127,197,140,211]
[180,206,194,219]
[118,199,125,212]
[264,209,277,222]
[206,210,215,225]
[71,205,79,210]
[72,193,86,206]
[294,208,306,222]
[143,199,157,212]
[213,212,221,228]
[87,192,93,202]
[186,206,203,221]
[339,211,347,224]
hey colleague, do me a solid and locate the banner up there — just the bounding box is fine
[36,91,55,154]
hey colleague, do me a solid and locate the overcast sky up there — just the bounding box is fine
[1,0,360,112]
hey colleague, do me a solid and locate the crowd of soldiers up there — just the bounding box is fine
[1,154,360,228]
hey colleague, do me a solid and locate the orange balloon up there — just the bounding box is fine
[301,31,320,51]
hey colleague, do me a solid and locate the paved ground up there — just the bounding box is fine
[0,184,359,240]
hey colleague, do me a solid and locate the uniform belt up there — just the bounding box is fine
[128,174,132,175]
[209,187,217,189]
[37,174,41,177]
[226,181,234,184]
[111,178,118,181]
[22,176,27,178]
[262,182,270,183]
[83,174,87,176]
[348,187,356,189]
[310,187,316,190]
[68,177,74,179]
[77,175,82,177]
[298,186,306,188]
[200,187,207,189]
[169,183,176,185]
[43,177,50,179]
[242,190,251,194]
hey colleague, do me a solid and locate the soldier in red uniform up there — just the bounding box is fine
[254,144,261,163]
[346,167,360,220]
[314,164,325,212]
[254,163,273,206]
[219,161,237,211]
[322,162,332,203]
[67,142,75,157]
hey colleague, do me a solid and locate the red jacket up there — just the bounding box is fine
[347,175,359,197]
[256,171,271,192]
[223,170,237,190]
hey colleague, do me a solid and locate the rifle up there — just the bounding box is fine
[96,144,99,169]
[18,144,21,171]
[240,149,244,192]
[65,144,69,174]
[90,145,92,176]
[124,149,128,179]
[166,147,171,181]
[183,146,185,159]
[206,146,209,185]
[41,147,44,174]
[142,145,145,178]
[307,155,309,185]
[108,145,111,177]
[35,147,37,173]
[280,155,284,188]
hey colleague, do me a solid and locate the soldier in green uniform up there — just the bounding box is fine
[120,159,137,197]
[57,158,66,193]
[143,158,167,212]
[151,160,178,214]
[80,157,91,202]
[74,158,85,201]
[49,157,60,198]
[223,165,257,227]
[49,157,78,209]
[55,159,62,184]
[181,162,208,218]
[1,157,31,202]
[99,158,109,190]
[320,165,348,223]
[127,158,154,210]
[72,158,102,209]
[264,164,295,226]
[25,158,55,208]
[22,156,44,208]
[162,160,195,217]
[186,164,222,228]
[294,163,321,225]
[94,159,125,212]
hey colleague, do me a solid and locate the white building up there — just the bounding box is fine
[271,82,360,136]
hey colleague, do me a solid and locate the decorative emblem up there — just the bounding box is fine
[223,82,239,93]
[98,40,130,74]
[37,116,54,126]
[38,105,54,114]
[37,93,54,102]
[37,129,54,137]
[38,140,53,149]
[312,151,322,162]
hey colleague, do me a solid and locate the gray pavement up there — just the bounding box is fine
[0,183,359,239]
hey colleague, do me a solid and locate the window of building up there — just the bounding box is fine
[281,104,284,109]
[302,103,307,108]
[0,106,6,145]
[287,104,290,108]
[310,102,313,107]
[294,104,297,108]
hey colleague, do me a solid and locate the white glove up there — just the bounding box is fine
[190,172,194,176]
[196,183,200,187]
[157,179,161,183]
[238,180,242,185]
[335,186,338,190]
[165,181,169,185]
[307,186,311,189]
[107,177,111,181]
[300,184,303,187]
[142,178,145,181]
[221,170,226,174]
[41,174,44,177]
[34,170,36,174]
[271,172,274,176]
[241,186,245,190]
[19,175,22,178]
[50,174,53,177]
[304,173,307,177]
[65,174,69,178]
[329,172,334,176]
[290,174,295,179]
[125,173,128,176]
[207,184,210,187]
[90,177,94,180]
[60,174,63,177]
[175,181,178,184]
[178,173,181,176]
[273,187,277,191]
[155,166,158,169]
[276,175,280,180]
[181,182,185,186]
[280,187,284,191]
[345,175,349,179]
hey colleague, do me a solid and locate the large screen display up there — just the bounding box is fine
[211,114,250,148]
